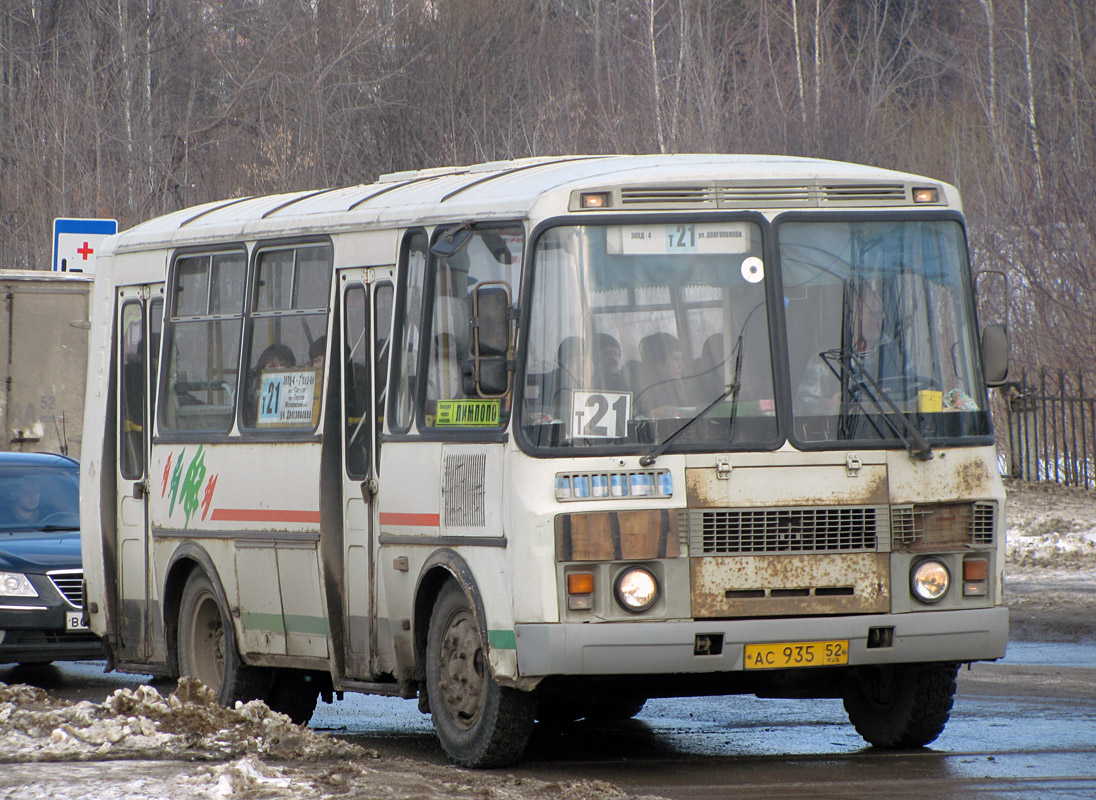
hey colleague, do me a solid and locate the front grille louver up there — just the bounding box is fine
[687,506,881,555]
[48,570,84,608]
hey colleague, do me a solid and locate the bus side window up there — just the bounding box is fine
[241,244,332,432]
[344,283,369,478]
[373,282,393,460]
[421,224,522,429]
[161,251,246,433]
[391,232,427,432]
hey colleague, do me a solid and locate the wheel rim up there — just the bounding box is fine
[187,591,226,692]
[437,607,486,730]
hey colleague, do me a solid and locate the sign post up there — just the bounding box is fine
[52,217,118,275]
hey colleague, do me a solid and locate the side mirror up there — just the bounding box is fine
[982,324,1009,387]
[471,283,513,397]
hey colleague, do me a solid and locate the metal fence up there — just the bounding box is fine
[999,368,1096,489]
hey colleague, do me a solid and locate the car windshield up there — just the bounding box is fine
[781,218,991,445]
[520,220,778,453]
[0,465,80,532]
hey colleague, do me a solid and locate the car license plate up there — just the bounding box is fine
[66,612,88,631]
[744,639,848,670]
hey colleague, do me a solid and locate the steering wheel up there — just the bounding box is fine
[37,511,76,526]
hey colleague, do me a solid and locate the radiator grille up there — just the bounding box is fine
[48,570,84,608]
[891,502,996,550]
[687,506,880,555]
[971,502,996,544]
[443,453,486,527]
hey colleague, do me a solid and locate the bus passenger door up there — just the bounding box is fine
[115,285,164,662]
[339,271,390,678]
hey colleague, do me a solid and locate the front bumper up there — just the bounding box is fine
[514,607,1008,677]
[0,605,102,664]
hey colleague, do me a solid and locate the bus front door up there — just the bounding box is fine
[338,272,386,679]
[114,285,164,663]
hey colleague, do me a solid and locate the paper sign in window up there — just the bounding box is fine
[258,369,320,427]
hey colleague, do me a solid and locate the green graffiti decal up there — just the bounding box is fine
[180,446,207,527]
[168,448,185,517]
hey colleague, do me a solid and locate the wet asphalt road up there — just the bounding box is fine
[4,640,1095,799]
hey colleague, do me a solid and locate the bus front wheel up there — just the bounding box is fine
[177,571,266,708]
[842,662,958,748]
[425,580,535,768]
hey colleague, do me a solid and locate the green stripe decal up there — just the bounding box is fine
[488,629,517,650]
[240,612,330,637]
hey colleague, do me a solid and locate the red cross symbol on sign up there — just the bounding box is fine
[76,242,94,260]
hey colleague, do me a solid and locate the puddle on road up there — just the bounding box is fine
[1003,640,1096,668]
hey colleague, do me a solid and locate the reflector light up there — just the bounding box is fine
[580,192,610,209]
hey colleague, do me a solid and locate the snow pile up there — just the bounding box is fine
[1004,479,1096,570]
[0,676,366,763]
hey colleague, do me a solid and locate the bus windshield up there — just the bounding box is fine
[520,216,990,454]
[782,218,990,445]
[520,220,778,452]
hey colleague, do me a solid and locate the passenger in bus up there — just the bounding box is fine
[257,343,296,371]
[693,334,727,399]
[634,332,694,416]
[309,337,327,368]
[593,333,628,392]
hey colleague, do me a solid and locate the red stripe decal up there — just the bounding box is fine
[210,508,322,524]
[379,512,441,527]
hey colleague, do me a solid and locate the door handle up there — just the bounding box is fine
[133,480,148,500]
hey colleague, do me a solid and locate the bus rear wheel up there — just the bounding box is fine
[425,581,534,768]
[177,571,266,708]
[842,663,958,748]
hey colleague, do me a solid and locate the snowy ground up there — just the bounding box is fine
[1,479,1093,799]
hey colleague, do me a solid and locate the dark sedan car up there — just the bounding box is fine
[0,452,101,664]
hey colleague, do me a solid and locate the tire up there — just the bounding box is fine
[177,571,267,708]
[266,670,320,725]
[843,663,958,748]
[425,580,535,768]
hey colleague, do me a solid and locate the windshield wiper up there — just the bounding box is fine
[819,348,933,461]
[640,336,743,467]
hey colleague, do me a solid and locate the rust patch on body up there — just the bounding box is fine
[690,552,890,618]
[686,465,889,508]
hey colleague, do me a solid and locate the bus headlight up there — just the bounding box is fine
[614,567,658,613]
[910,559,950,604]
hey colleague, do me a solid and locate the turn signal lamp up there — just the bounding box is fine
[912,187,939,203]
[567,572,594,610]
[963,556,989,597]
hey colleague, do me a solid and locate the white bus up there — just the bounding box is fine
[81,154,1010,767]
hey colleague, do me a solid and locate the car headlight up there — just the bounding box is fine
[910,559,949,604]
[0,571,39,598]
[614,567,659,613]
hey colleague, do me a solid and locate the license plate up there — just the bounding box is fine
[66,612,88,631]
[744,639,848,670]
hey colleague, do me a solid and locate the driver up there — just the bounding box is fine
[795,284,895,415]
[10,476,42,523]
